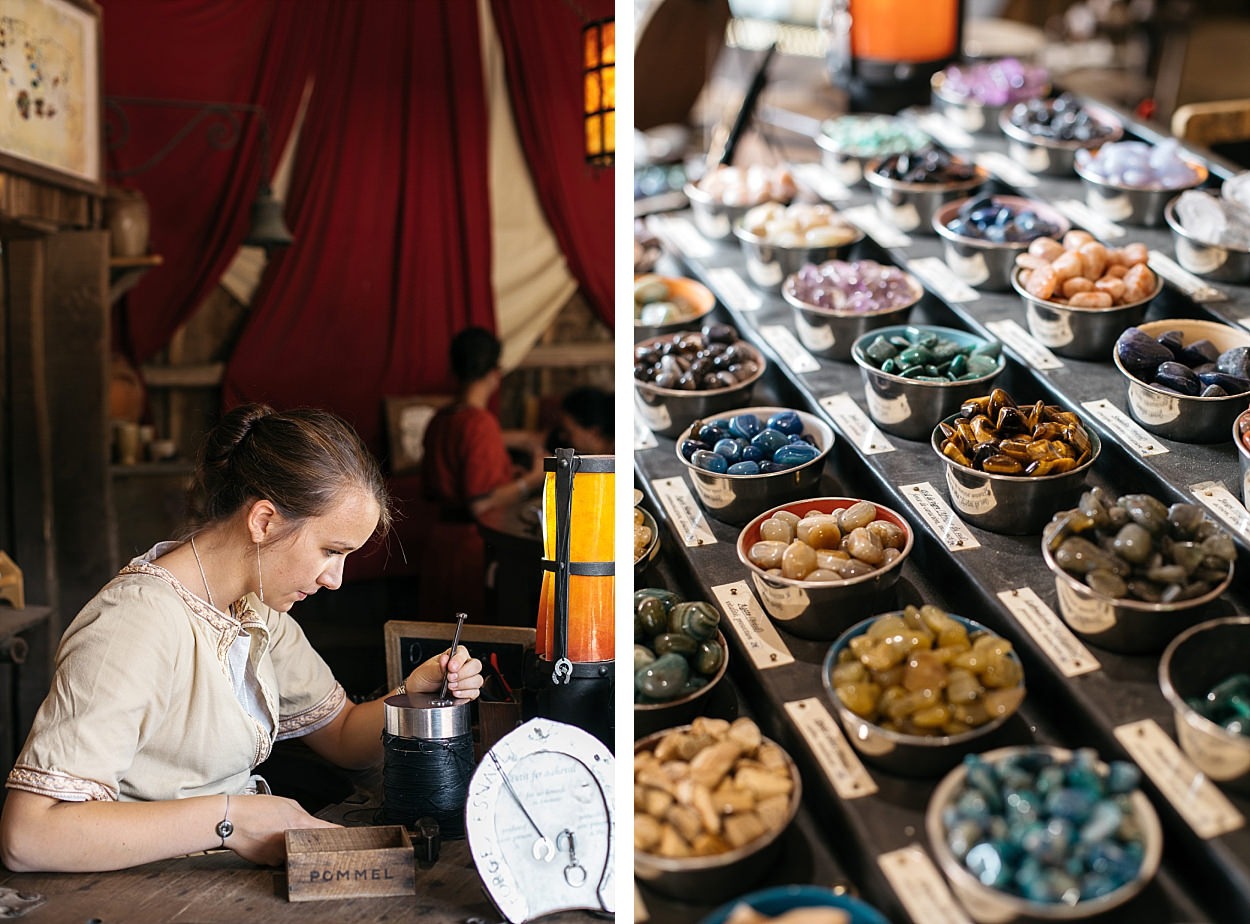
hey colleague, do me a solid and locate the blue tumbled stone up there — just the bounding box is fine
[727,461,761,475]
[751,427,791,456]
[766,410,803,435]
[690,449,728,474]
[728,413,763,439]
[773,442,820,466]
[713,438,744,464]
[679,438,709,461]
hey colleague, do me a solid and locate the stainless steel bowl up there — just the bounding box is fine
[933,196,1071,292]
[634,336,767,439]
[851,324,1005,441]
[1041,514,1234,654]
[864,157,990,235]
[822,612,1024,777]
[735,497,914,640]
[930,70,1049,136]
[926,745,1163,923]
[931,412,1101,535]
[1012,266,1160,360]
[634,274,717,342]
[1159,616,1250,794]
[733,219,864,292]
[675,406,836,525]
[634,724,802,902]
[1112,318,1250,443]
[634,628,729,740]
[781,265,924,361]
[1236,408,1250,505]
[997,103,1124,176]
[1164,195,1250,283]
[815,114,931,188]
[1075,157,1208,228]
[634,506,660,578]
[682,181,758,242]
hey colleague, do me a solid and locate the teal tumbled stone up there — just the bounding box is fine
[694,637,725,676]
[669,600,720,640]
[864,335,898,364]
[653,632,698,657]
[636,652,690,701]
[965,354,1000,377]
[634,644,656,673]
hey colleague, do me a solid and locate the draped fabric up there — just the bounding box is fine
[102,0,321,362]
[488,0,616,326]
[222,1,495,453]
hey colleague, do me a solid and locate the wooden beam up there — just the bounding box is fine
[514,341,614,370]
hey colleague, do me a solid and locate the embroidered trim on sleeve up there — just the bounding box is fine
[275,683,347,740]
[5,766,117,802]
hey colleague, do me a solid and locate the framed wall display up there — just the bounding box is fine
[0,0,102,194]
[383,394,453,474]
[384,619,534,698]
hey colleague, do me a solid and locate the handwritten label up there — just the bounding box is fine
[997,587,1101,677]
[1025,303,1075,349]
[912,111,974,151]
[760,324,821,373]
[942,246,990,288]
[1115,719,1245,839]
[944,467,998,516]
[647,213,714,259]
[1054,576,1117,634]
[792,310,837,354]
[1053,198,1126,240]
[985,319,1064,370]
[712,581,794,669]
[878,845,972,924]
[976,150,1039,188]
[1126,381,1181,426]
[842,204,912,249]
[650,477,717,548]
[784,698,877,799]
[900,481,981,550]
[1081,399,1169,457]
[706,266,762,313]
[633,416,658,451]
[910,256,981,303]
[819,393,895,455]
[790,161,852,202]
[634,391,672,433]
[864,386,912,425]
[876,199,923,233]
[1189,480,1250,544]
[1149,249,1226,302]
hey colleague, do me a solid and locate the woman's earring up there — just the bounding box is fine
[256,541,265,605]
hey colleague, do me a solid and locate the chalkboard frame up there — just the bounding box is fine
[383,620,535,698]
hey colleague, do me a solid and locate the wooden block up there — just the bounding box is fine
[0,552,25,609]
[285,825,415,902]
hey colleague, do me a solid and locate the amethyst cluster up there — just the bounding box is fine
[939,57,1049,106]
[789,259,919,314]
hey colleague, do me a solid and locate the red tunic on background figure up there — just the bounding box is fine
[420,403,515,621]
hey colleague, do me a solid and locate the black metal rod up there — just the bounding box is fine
[438,612,468,701]
[719,41,777,167]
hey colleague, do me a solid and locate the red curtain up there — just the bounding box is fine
[221,1,495,454]
[488,0,615,326]
[102,0,322,362]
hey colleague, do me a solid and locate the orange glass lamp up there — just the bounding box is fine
[583,18,615,167]
[532,448,614,748]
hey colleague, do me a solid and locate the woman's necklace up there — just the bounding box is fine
[189,535,216,608]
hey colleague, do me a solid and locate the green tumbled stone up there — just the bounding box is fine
[949,353,968,377]
[864,335,898,365]
[637,652,690,701]
[636,596,668,637]
[898,345,933,367]
[930,338,962,362]
[880,358,897,374]
[654,631,698,657]
[965,354,1000,377]
[695,637,726,676]
[973,341,1002,359]
[669,600,720,640]
[634,644,656,673]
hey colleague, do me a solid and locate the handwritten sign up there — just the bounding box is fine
[910,256,980,303]
[651,477,717,548]
[997,587,1101,677]
[760,324,822,374]
[842,204,912,249]
[878,845,972,924]
[1148,249,1226,303]
[784,698,877,799]
[900,481,981,551]
[1081,399,1169,457]
[706,266,762,313]
[1189,480,1250,545]
[711,581,794,669]
[819,393,895,455]
[985,319,1064,371]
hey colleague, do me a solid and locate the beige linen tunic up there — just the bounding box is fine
[5,556,346,802]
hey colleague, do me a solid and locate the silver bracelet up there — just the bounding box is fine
[216,794,234,847]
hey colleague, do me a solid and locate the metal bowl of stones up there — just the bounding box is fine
[634,326,767,439]
[736,497,914,641]
[1112,318,1250,443]
[1164,192,1250,284]
[852,324,1004,441]
[998,95,1124,177]
[733,201,864,292]
[699,884,891,924]
[781,259,925,362]
[815,113,931,188]
[682,165,797,242]
[931,391,1101,535]
[925,744,1163,923]
[675,406,836,526]
[1159,616,1250,795]
[822,606,1025,778]
[933,195,1070,292]
[1012,262,1161,361]
[634,717,802,903]
[634,273,717,341]
[634,608,729,741]
[930,60,1050,136]
[1041,490,1236,654]
[634,505,660,577]
[1237,407,1250,505]
[864,149,989,235]
[1074,140,1208,228]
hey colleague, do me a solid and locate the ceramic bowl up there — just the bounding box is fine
[634,724,802,903]
[931,412,1101,535]
[634,274,717,341]
[781,263,925,362]
[634,628,729,740]
[926,745,1163,923]
[822,611,1025,777]
[1159,616,1250,794]
[676,406,836,525]
[864,156,990,235]
[851,324,1005,441]
[1112,318,1250,443]
[1075,157,1209,228]
[1164,195,1250,284]
[1041,514,1234,654]
[998,101,1124,176]
[1011,265,1161,361]
[933,195,1071,292]
[699,885,891,924]
[735,497,913,641]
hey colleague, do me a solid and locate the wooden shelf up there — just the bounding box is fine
[109,253,163,306]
